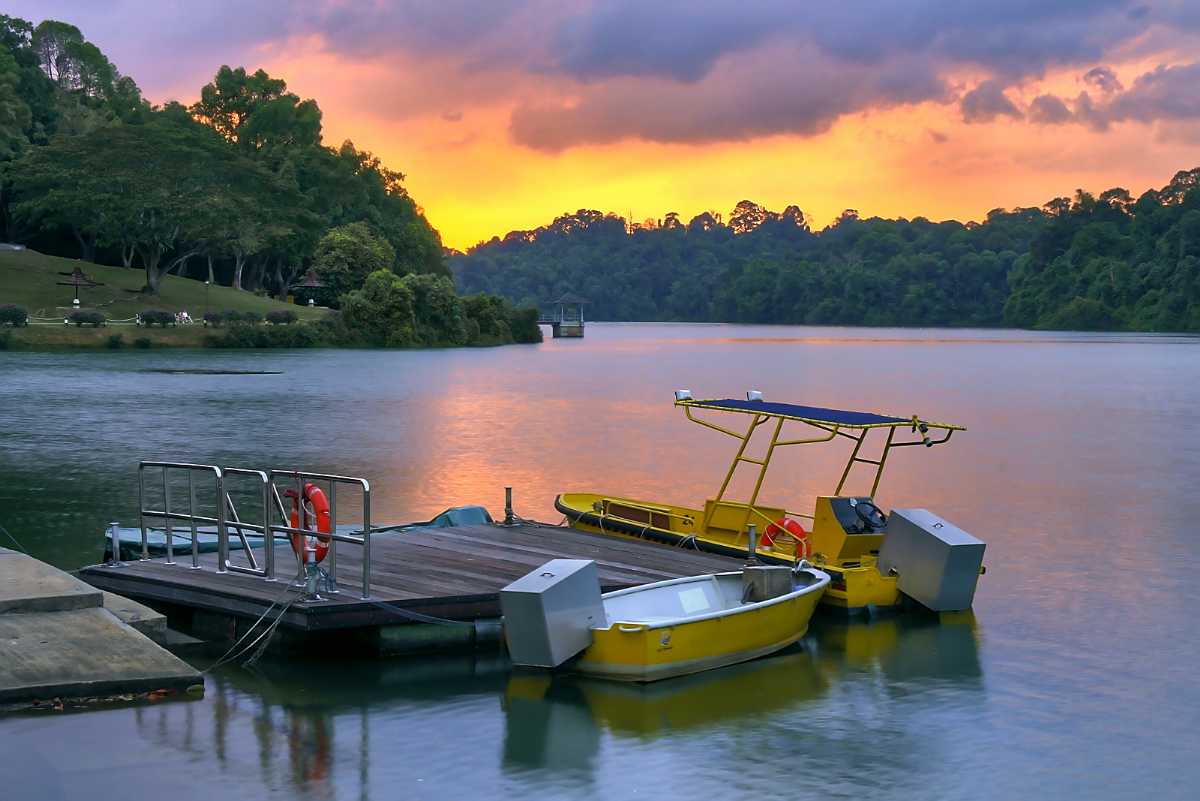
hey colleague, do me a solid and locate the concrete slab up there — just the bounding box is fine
[0,607,202,704]
[0,552,102,614]
[102,591,167,642]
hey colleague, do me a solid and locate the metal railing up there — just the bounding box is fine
[137,462,228,568]
[266,470,372,600]
[133,461,373,600]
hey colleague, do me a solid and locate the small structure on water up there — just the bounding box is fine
[538,292,587,337]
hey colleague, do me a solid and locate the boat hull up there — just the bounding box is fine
[576,572,827,682]
[556,492,902,615]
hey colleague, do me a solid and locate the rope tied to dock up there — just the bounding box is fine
[0,519,28,553]
[203,584,298,673]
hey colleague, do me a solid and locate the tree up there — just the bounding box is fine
[339,269,416,346]
[190,66,319,152]
[312,221,396,304]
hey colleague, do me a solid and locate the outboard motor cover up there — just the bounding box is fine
[877,509,985,612]
[501,559,605,668]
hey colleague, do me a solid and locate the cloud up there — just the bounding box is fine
[1106,61,1200,122]
[1020,61,1200,132]
[441,110,464,123]
[1029,94,1074,124]
[1083,65,1124,93]
[960,80,1022,123]
[13,0,1200,151]
[510,45,949,151]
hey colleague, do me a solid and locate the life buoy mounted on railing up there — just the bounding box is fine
[765,517,810,559]
[285,483,332,564]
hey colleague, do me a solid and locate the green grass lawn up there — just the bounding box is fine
[0,247,324,321]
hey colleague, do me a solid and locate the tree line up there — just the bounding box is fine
[453,172,1200,332]
[0,15,540,347]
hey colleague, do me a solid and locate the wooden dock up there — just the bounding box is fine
[78,523,740,653]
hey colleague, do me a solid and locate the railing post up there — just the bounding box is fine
[188,470,200,569]
[504,487,514,525]
[137,466,148,560]
[326,481,338,593]
[163,467,174,565]
[215,470,228,573]
[263,477,275,581]
[361,483,371,600]
[108,522,122,566]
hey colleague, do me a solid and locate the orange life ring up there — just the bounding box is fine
[766,517,809,558]
[288,483,332,564]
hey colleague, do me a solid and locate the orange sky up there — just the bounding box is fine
[276,57,1200,250]
[16,2,1200,250]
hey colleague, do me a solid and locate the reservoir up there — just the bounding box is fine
[1,323,1197,799]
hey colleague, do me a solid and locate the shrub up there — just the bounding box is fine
[105,334,125,349]
[0,330,10,350]
[203,311,225,327]
[205,320,320,348]
[140,309,175,327]
[0,304,27,327]
[236,310,263,324]
[133,336,152,349]
[68,309,106,327]
[265,309,297,326]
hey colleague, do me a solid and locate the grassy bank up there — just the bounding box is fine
[0,248,323,321]
[0,248,325,348]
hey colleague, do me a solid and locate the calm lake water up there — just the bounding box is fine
[1,323,1198,800]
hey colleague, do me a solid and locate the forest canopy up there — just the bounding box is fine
[453,173,1200,332]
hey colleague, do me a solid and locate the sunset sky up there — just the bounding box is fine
[13,1,1200,250]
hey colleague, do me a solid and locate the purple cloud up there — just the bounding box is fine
[960,80,1022,123]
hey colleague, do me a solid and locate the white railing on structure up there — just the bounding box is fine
[131,461,373,600]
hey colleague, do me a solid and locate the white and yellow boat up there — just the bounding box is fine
[576,566,829,682]
[556,391,979,615]
[578,563,825,681]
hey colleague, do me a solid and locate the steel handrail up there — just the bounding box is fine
[268,470,372,599]
[137,462,226,569]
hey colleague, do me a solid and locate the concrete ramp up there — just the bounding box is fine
[0,547,202,708]
[0,608,201,704]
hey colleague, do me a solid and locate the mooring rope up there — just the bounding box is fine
[204,584,298,673]
[0,520,27,553]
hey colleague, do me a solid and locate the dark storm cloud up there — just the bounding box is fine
[1029,95,1075,124]
[960,80,1022,123]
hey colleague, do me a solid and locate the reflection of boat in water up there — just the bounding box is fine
[812,609,982,681]
[503,645,828,766]
[557,392,984,615]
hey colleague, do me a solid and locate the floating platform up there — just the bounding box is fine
[78,523,741,655]
[0,547,201,710]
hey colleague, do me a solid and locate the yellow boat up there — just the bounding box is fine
[556,391,979,615]
[575,565,829,682]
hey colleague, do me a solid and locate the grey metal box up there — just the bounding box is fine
[877,509,985,612]
[500,559,604,668]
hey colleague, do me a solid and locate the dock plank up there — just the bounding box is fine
[78,523,741,632]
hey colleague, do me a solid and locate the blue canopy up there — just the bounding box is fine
[678,398,962,430]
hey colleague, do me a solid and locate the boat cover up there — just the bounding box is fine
[679,398,962,429]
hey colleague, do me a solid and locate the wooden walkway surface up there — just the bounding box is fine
[78,523,740,632]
